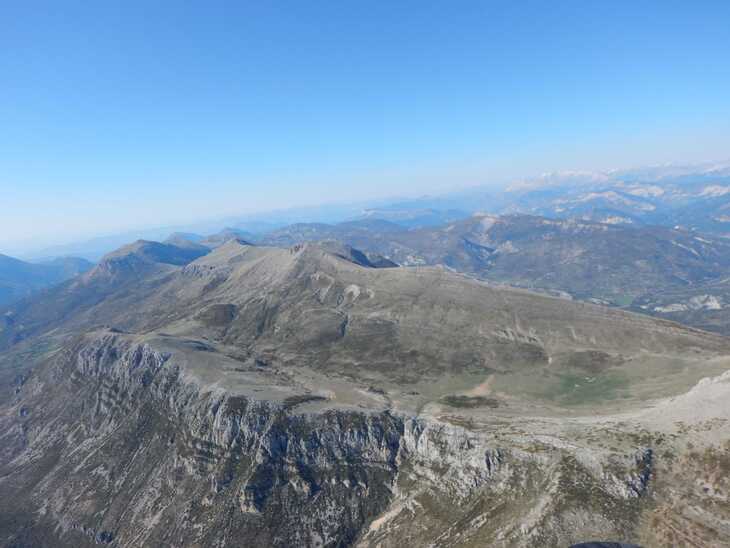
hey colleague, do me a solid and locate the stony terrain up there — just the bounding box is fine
[1,241,729,546]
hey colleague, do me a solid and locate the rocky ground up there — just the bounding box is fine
[1,242,729,547]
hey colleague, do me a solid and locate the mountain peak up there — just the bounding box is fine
[87,240,210,282]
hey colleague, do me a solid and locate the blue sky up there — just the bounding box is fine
[2,1,730,252]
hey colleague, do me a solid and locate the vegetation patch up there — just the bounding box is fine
[612,294,635,307]
[195,303,237,327]
[564,350,624,373]
[553,371,630,405]
[440,395,500,408]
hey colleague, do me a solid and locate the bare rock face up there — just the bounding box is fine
[1,335,662,547]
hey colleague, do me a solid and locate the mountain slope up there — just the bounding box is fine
[0,240,209,348]
[259,219,408,249]
[1,241,729,546]
[0,253,93,306]
[199,227,256,249]
[6,240,724,400]
[0,240,730,547]
[260,214,730,309]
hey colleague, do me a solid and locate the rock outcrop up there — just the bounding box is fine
[0,335,660,547]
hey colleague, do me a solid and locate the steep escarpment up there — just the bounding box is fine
[1,334,402,547]
[1,334,662,547]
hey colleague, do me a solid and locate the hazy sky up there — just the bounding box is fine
[2,1,730,252]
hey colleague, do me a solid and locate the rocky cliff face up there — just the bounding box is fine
[0,334,661,547]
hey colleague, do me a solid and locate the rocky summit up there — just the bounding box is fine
[1,242,730,547]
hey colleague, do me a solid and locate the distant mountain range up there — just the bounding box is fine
[13,162,730,262]
[254,213,730,301]
[0,254,93,306]
[498,163,730,234]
